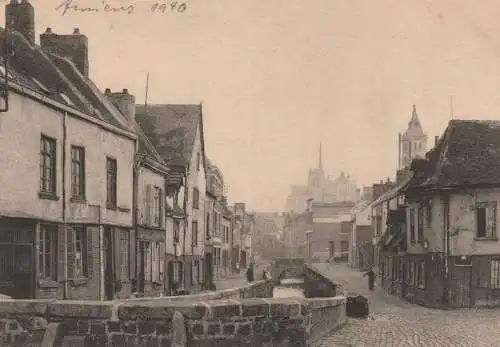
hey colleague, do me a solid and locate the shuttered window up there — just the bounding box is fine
[145,184,152,225]
[476,202,497,239]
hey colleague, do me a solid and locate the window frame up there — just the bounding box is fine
[193,188,199,209]
[491,259,500,289]
[70,146,86,200]
[416,259,426,289]
[417,206,424,242]
[152,186,162,227]
[39,224,58,281]
[106,157,118,208]
[72,225,88,279]
[40,135,57,196]
[192,220,198,246]
[409,208,416,243]
[173,221,180,243]
[476,202,497,240]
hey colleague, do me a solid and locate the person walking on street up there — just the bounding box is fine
[246,263,254,282]
[363,268,376,291]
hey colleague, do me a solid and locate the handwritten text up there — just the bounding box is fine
[55,0,188,16]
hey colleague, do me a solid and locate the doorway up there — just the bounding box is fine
[0,223,35,299]
[103,227,114,300]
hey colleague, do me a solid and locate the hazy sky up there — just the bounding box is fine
[8,0,500,211]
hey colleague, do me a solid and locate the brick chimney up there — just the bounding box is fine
[5,0,35,45]
[105,88,136,123]
[40,27,89,77]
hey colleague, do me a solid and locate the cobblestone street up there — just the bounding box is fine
[315,263,500,347]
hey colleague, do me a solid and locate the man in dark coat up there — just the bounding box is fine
[363,268,376,291]
[246,263,254,282]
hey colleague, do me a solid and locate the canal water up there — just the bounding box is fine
[273,278,305,298]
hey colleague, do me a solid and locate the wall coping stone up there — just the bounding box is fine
[48,300,114,319]
[308,264,342,289]
[0,299,56,316]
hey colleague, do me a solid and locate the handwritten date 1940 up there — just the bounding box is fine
[151,1,187,13]
[54,0,187,16]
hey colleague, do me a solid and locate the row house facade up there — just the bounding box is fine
[348,199,374,271]
[282,210,313,259]
[376,119,500,309]
[311,201,355,261]
[136,104,207,293]
[205,158,232,283]
[232,203,254,269]
[0,1,138,300]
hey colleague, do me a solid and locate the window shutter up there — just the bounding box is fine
[57,225,65,282]
[159,188,163,227]
[146,185,152,225]
[159,242,165,283]
[87,227,94,277]
[129,228,136,279]
[487,205,497,237]
[67,226,75,280]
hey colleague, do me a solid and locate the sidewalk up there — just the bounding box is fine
[213,263,268,290]
[312,262,411,312]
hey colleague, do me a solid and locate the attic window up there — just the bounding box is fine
[32,78,50,94]
[59,93,75,106]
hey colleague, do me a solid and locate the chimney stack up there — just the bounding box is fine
[5,0,35,45]
[435,136,439,146]
[105,88,136,124]
[40,27,89,77]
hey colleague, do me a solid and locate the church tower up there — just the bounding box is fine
[398,104,428,170]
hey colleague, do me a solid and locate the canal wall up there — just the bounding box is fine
[0,265,346,346]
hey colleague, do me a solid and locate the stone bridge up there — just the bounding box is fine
[270,257,306,283]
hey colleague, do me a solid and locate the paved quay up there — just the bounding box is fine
[315,263,500,347]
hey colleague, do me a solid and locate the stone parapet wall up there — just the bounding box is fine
[303,265,339,297]
[0,295,346,346]
[0,268,348,346]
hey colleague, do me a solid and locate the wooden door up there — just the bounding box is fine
[451,265,472,307]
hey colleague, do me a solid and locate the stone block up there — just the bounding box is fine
[0,299,54,317]
[222,323,236,335]
[269,298,305,317]
[48,301,113,319]
[206,300,241,319]
[241,298,270,317]
[118,302,207,321]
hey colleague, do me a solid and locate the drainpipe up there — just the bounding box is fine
[181,170,188,289]
[89,204,102,300]
[62,111,68,299]
[132,154,145,293]
[444,195,451,305]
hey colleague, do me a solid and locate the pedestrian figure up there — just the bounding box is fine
[246,263,254,282]
[363,268,376,291]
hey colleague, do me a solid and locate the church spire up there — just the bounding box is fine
[318,142,323,172]
[409,104,420,126]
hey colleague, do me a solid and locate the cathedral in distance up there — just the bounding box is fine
[285,143,360,213]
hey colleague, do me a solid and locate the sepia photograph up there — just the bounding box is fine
[0,0,499,346]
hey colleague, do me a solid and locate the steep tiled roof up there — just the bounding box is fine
[135,104,203,167]
[408,120,500,189]
[0,28,133,132]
